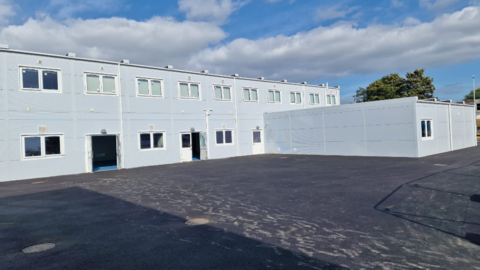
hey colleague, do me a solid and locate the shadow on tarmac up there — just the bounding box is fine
[0,187,346,270]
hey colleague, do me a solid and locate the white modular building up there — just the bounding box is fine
[0,48,339,182]
[264,97,476,157]
[0,48,475,182]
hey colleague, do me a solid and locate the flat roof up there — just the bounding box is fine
[0,48,338,89]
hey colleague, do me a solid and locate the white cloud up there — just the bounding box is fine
[0,0,15,25]
[0,16,226,68]
[189,6,480,82]
[47,0,125,19]
[316,5,360,21]
[178,0,247,25]
[419,0,459,10]
[403,17,421,25]
[391,0,406,8]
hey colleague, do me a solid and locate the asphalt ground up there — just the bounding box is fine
[1,147,480,269]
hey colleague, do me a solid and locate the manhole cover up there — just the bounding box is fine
[22,243,56,253]
[185,218,209,226]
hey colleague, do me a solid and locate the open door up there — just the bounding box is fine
[252,130,264,155]
[180,132,192,162]
[116,135,122,170]
[200,132,207,160]
[86,135,93,173]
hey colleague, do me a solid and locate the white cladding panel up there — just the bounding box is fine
[0,50,329,181]
[264,97,475,158]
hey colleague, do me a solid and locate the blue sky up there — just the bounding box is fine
[1,0,479,102]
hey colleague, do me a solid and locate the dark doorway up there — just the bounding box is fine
[92,135,118,172]
[192,132,200,161]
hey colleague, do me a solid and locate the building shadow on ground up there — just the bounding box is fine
[374,161,480,246]
[0,187,346,270]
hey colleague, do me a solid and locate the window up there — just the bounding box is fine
[268,90,281,103]
[137,77,163,97]
[216,130,234,145]
[253,131,261,143]
[309,93,320,105]
[22,134,64,159]
[20,67,61,92]
[290,92,302,104]
[214,85,232,101]
[243,88,259,102]
[421,119,433,139]
[85,73,117,95]
[139,132,165,150]
[327,95,336,105]
[179,82,200,99]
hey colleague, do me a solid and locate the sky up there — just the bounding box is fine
[0,0,479,103]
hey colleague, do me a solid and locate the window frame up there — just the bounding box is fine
[84,72,119,96]
[21,133,65,160]
[420,119,434,140]
[326,94,337,106]
[215,129,235,146]
[138,131,166,151]
[19,66,63,93]
[242,87,259,103]
[135,76,164,98]
[267,89,282,104]
[290,91,303,105]
[309,93,320,105]
[213,84,232,101]
[178,81,201,100]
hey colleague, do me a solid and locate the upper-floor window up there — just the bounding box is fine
[216,129,234,145]
[139,131,165,150]
[290,92,302,104]
[20,67,61,93]
[268,90,281,103]
[421,119,433,139]
[310,93,320,105]
[137,77,163,98]
[179,82,200,100]
[85,73,117,95]
[243,88,258,102]
[22,134,64,160]
[327,94,336,105]
[214,85,231,101]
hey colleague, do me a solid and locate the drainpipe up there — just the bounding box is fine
[117,62,125,169]
[234,77,239,156]
[204,109,212,159]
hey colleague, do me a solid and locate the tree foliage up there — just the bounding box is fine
[355,69,435,102]
[464,88,480,101]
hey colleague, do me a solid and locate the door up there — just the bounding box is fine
[180,133,192,162]
[252,130,263,155]
[200,132,207,160]
[116,135,122,169]
[86,135,93,173]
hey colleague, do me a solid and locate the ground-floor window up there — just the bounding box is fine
[216,129,234,145]
[139,132,165,150]
[421,119,433,139]
[22,134,64,159]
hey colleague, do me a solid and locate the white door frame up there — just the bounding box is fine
[85,133,122,173]
[252,129,264,155]
[179,132,193,162]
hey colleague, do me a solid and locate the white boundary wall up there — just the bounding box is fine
[264,97,476,158]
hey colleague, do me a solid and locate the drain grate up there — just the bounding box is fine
[22,243,56,253]
[185,218,209,226]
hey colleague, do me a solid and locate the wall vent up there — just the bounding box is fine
[149,125,155,131]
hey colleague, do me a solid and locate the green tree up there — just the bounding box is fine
[355,69,436,102]
[404,69,435,99]
[365,73,406,101]
[464,88,480,101]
